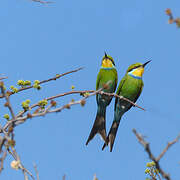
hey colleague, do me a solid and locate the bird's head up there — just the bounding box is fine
[127,61,151,78]
[101,52,115,68]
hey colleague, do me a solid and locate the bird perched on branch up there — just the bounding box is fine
[86,52,118,146]
[102,61,151,152]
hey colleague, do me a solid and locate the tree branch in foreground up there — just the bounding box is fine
[133,129,180,180]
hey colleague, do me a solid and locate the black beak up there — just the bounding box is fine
[104,52,108,59]
[143,60,151,67]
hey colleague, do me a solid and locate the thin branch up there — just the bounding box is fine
[0,77,8,81]
[0,150,7,173]
[7,88,103,127]
[0,67,83,99]
[165,8,180,28]
[2,88,145,131]
[0,136,5,153]
[33,163,40,180]
[132,128,176,180]
[100,92,145,111]
[10,147,35,180]
[156,134,180,161]
[0,82,15,120]
[62,174,66,180]
[31,0,53,4]
[16,89,144,118]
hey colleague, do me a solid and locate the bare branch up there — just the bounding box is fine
[62,174,66,180]
[31,0,53,4]
[132,128,178,180]
[0,77,8,81]
[100,92,145,111]
[8,146,35,180]
[156,134,180,161]
[33,163,40,180]
[0,150,7,173]
[165,8,180,28]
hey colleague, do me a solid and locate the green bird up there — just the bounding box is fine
[102,60,151,152]
[86,53,118,145]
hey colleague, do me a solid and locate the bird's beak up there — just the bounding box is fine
[142,60,151,67]
[104,52,108,59]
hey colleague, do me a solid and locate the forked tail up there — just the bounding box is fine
[86,107,107,145]
[102,121,120,152]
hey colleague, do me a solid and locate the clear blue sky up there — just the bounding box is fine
[1,0,180,179]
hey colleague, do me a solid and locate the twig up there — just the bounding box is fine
[0,82,15,120]
[132,129,179,180]
[62,174,66,180]
[0,77,8,81]
[156,134,180,161]
[3,88,145,130]
[165,8,180,28]
[33,163,40,180]
[16,89,144,118]
[100,92,145,111]
[6,88,104,128]
[0,150,7,173]
[31,0,53,3]
[0,67,83,98]
[0,136,5,153]
[10,147,35,180]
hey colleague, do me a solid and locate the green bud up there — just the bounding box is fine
[38,99,48,108]
[36,85,41,90]
[17,80,24,86]
[10,85,14,90]
[150,161,156,167]
[71,85,75,90]
[12,88,18,93]
[145,168,150,174]
[146,162,152,167]
[24,80,31,86]
[34,80,40,84]
[26,99,31,104]
[21,101,30,111]
[3,114,10,120]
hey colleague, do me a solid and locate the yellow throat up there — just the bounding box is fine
[102,59,113,68]
[131,67,144,77]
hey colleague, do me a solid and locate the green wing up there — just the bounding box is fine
[96,71,101,90]
[114,75,126,110]
[134,82,144,103]
[115,74,144,107]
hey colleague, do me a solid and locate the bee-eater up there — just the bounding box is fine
[86,53,118,145]
[102,61,151,152]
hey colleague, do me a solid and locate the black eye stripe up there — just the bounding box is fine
[128,65,141,72]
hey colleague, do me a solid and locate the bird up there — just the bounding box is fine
[102,60,151,152]
[86,52,118,146]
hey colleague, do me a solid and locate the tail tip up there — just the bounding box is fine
[85,139,90,146]
[102,143,106,151]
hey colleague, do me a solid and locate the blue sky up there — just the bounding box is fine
[1,0,180,179]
